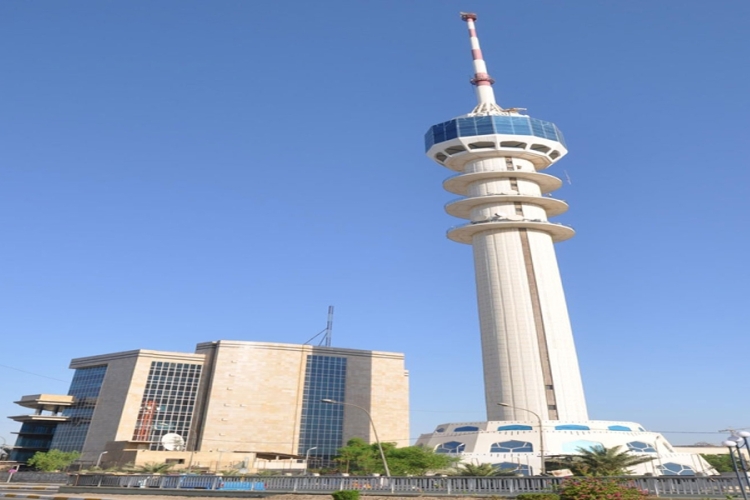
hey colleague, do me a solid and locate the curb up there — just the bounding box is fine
[0,495,115,500]
[1,489,60,491]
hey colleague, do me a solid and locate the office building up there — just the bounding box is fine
[9,341,409,470]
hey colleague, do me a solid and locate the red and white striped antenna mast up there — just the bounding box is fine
[460,12,507,116]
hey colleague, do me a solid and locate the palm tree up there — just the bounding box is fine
[131,462,174,473]
[452,463,519,476]
[556,445,654,476]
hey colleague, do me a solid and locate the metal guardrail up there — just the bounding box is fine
[68,473,744,497]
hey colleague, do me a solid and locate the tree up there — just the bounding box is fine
[547,445,654,476]
[386,445,457,476]
[335,438,381,474]
[334,438,456,475]
[27,450,80,471]
[700,454,734,473]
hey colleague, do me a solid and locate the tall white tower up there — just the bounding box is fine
[425,13,588,422]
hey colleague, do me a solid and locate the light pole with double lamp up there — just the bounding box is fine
[304,446,318,475]
[723,438,749,500]
[321,399,391,477]
[498,402,545,475]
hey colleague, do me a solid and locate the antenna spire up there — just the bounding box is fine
[460,12,504,116]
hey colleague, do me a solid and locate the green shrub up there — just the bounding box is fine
[332,490,360,500]
[516,494,560,500]
[558,477,648,500]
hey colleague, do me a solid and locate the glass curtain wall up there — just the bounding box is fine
[49,365,108,452]
[298,355,347,462]
[131,361,202,450]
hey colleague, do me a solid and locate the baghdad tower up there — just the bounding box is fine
[416,13,713,477]
[425,12,587,423]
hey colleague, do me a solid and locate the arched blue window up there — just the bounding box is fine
[658,463,696,476]
[555,424,590,431]
[627,441,657,453]
[454,426,480,432]
[608,425,631,432]
[435,427,445,433]
[435,441,465,454]
[490,440,533,453]
[493,462,531,476]
[497,424,533,431]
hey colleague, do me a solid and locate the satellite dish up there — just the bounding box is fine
[161,433,185,451]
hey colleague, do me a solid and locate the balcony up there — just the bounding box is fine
[447,217,575,244]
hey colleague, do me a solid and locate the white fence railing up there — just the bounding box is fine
[67,473,744,497]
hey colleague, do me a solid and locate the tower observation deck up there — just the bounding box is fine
[426,13,588,422]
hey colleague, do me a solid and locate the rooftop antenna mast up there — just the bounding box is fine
[460,12,506,116]
[303,306,334,347]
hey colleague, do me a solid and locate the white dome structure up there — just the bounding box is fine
[416,419,715,476]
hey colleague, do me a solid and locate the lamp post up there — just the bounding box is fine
[739,432,750,470]
[304,447,318,475]
[95,451,108,468]
[498,402,545,475]
[724,439,749,500]
[321,399,391,477]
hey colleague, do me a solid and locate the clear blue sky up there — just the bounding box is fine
[2,0,749,448]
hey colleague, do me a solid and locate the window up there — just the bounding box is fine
[658,463,695,476]
[445,146,466,155]
[468,142,494,150]
[493,462,531,476]
[555,424,590,431]
[424,116,565,152]
[490,440,533,453]
[627,441,657,453]
[497,424,533,431]
[435,441,465,454]
[298,355,347,460]
[49,365,108,452]
[132,361,202,451]
[530,144,551,154]
[608,425,631,432]
[453,426,479,432]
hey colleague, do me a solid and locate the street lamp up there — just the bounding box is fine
[498,402,545,475]
[723,439,749,500]
[304,447,318,475]
[321,399,391,477]
[95,451,108,468]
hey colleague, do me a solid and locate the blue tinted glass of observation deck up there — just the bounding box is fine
[457,117,477,136]
[445,120,458,141]
[510,116,532,135]
[493,116,514,134]
[475,117,494,134]
[424,116,566,152]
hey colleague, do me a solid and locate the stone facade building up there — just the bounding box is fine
[9,341,409,471]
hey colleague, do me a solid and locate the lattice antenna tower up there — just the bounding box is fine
[303,305,334,347]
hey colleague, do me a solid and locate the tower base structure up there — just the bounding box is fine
[416,420,716,476]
